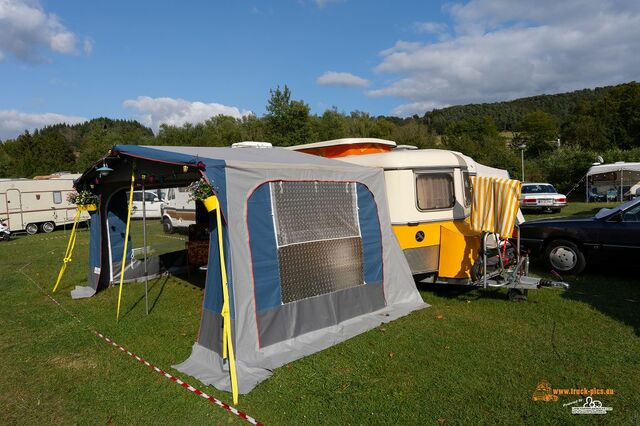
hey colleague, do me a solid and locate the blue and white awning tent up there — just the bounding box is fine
[73,144,426,394]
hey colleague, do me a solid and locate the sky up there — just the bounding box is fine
[1,0,639,139]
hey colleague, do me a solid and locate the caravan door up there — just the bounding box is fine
[6,189,23,231]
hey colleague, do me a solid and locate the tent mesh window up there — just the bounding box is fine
[270,181,364,304]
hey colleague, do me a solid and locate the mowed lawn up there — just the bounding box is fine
[1,207,639,425]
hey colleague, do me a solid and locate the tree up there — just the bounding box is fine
[391,120,437,149]
[316,108,349,141]
[265,85,316,146]
[513,111,558,156]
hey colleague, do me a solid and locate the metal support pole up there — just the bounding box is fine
[586,176,589,203]
[620,169,623,202]
[521,148,525,182]
[142,176,149,315]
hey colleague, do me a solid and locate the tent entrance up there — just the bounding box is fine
[107,184,208,285]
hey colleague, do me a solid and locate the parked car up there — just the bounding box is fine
[517,197,640,274]
[520,183,567,213]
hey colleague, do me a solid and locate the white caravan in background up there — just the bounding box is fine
[127,190,167,219]
[0,173,89,235]
[160,186,195,233]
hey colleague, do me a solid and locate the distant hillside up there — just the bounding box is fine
[423,83,633,133]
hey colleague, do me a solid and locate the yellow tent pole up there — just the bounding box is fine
[211,195,239,404]
[116,171,136,322]
[52,208,82,293]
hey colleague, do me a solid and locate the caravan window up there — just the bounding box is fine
[415,172,455,210]
[53,191,62,204]
[462,171,472,207]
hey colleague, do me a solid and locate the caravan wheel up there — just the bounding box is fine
[25,223,38,235]
[162,218,174,234]
[41,221,55,233]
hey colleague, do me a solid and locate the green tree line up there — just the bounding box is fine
[2,83,639,197]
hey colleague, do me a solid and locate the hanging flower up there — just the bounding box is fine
[187,178,215,202]
[68,190,99,206]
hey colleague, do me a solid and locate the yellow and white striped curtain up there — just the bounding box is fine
[470,176,522,238]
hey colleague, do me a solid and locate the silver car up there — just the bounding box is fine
[520,183,567,213]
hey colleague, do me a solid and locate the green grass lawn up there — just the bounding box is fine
[1,207,638,424]
[522,201,620,220]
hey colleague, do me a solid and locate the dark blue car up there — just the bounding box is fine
[517,198,640,274]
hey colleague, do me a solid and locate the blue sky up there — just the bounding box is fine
[1,0,639,138]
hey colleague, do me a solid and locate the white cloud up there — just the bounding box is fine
[123,96,252,133]
[414,21,450,40]
[315,0,345,8]
[0,109,86,140]
[372,0,640,116]
[0,0,83,63]
[83,37,93,55]
[317,71,369,87]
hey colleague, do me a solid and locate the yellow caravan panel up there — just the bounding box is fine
[392,219,475,249]
[438,225,481,279]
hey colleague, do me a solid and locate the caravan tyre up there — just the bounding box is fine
[25,223,38,235]
[41,221,55,233]
[162,218,174,234]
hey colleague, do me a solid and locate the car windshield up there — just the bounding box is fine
[594,197,640,219]
[522,184,557,194]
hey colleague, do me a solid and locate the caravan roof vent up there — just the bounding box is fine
[232,141,273,149]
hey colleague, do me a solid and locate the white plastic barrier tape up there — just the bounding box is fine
[18,264,263,425]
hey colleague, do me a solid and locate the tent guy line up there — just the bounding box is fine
[17,264,264,426]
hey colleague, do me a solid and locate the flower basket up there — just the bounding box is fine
[203,195,219,212]
[78,204,97,212]
[188,178,217,212]
[68,190,99,210]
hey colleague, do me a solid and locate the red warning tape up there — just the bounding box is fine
[18,264,264,426]
[94,331,263,425]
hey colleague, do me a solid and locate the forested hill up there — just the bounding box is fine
[2,83,639,195]
[0,118,153,178]
[423,83,630,133]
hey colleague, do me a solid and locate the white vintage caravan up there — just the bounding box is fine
[0,173,88,234]
[160,186,195,233]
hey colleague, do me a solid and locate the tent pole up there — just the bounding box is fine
[620,169,623,202]
[586,176,589,203]
[142,176,149,315]
[211,195,239,404]
[116,171,135,322]
[52,208,81,292]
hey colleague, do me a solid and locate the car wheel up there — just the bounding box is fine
[1,232,9,241]
[162,218,174,234]
[544,239,586,274]
[25,223,38,235]
[41,221,55,233]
